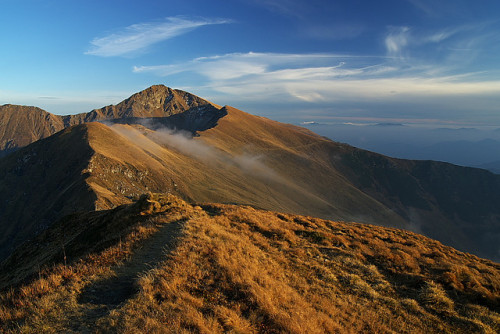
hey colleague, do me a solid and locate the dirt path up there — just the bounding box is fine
[71,219,185,333]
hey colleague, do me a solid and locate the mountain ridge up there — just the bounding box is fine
[0,193,498,333]
[0,85,499,262]
[0,85,224,156]
[0,104,65,158]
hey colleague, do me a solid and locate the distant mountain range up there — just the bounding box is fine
[479,160,500,174]
[299,123,500,174]
[0,85,499,263]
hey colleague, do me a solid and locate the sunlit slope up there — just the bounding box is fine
[200,106,407,224]
[0,120,404,262]
[1,85,499,261]
[0,105,65,157]
[199,106,500,260]
[0,85,221,157]
[0,194,498,333]
[85,120,403,225]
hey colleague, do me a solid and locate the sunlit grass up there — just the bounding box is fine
[1,195,499,333]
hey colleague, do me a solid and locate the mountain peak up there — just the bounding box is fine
[63,85,222,128]
[94,84,219,119]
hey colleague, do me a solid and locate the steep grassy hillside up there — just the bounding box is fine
[0,194,498,333]
[333,146,500,260]
[0,119,408,262]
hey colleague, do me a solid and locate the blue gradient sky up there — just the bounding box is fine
[1,0,500,126]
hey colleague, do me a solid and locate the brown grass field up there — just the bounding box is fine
[0,194,499,333]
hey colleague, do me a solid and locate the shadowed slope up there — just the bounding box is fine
[336,152,500,260]
[0,125,97,260]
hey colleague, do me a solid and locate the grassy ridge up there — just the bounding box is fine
[0,194,499,333]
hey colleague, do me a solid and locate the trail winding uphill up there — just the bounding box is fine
[73,219,185,333]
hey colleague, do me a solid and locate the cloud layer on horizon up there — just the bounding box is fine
[130,19,500,125]
[133,51,500,104]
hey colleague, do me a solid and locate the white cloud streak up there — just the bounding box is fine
[133,52,368,81]
[86,17,231,57]
[385,27,410,58]
[133,51,500,105]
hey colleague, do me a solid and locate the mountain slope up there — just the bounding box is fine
[0,104,65,157]
[0,119,399,262]
[0,125,97,259]
[199,106,500,260]
[0,85,499,261]
[0,194,498,333]
[334,149,500,260]
[63,85,221,127]
[0,85,222,157]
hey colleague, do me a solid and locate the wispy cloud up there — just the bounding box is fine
[86,17,231,57]
[405,0,474,19]
[133,51,500,109]
[134,52,372,81]
[109,123,284,183]
[131,19,500,125]
[385,27,410,58]
[405,0,437,17]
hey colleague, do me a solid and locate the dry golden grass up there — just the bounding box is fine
[0,193,193,333]
[1,195,499,333]
[102,202,499,333]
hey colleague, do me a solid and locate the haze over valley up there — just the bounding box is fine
[299,122,500,173]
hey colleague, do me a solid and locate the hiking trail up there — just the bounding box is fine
[71,218,185,333]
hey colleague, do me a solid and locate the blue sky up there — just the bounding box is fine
[1,0,500,126]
